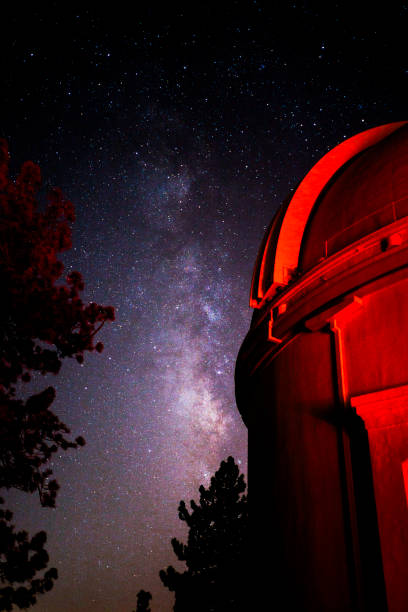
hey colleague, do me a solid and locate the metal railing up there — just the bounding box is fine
[324,197,408,259]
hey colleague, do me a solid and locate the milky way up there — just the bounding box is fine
[8,109,253,611]
[1,4,407,611]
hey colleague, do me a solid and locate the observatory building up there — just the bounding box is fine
[235,122,408,611]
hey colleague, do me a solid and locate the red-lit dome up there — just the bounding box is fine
[251,121,408,307]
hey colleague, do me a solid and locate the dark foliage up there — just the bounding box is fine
[0,499,57,611]
[133,589,152,612]
[0,140,114,609]
[160,457,248,611]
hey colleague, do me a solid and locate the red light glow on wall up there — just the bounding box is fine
[402,459,408,509]
[352,387,408,612]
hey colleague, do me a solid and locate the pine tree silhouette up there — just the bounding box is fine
[160,457,248,611]
[134,589,152,612]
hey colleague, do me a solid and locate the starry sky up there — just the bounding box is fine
[1,3,407,611]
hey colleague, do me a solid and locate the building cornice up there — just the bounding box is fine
[239,216,408,380]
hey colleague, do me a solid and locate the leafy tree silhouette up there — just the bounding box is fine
[0,140,114,609]
[134,589,152,612]
[0,499,56,611]
[160,457,248,611]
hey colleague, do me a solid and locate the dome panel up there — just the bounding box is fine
[299,124,408,272]
[250,200,288,307]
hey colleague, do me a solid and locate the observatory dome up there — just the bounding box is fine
[251,121,408,307]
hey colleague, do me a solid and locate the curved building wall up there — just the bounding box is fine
[248,330,353,610]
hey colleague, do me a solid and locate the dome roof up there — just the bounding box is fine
[251,121,408,308]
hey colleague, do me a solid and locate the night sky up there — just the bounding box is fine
[1,4,407,611]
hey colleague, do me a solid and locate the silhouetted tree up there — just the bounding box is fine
[133,589,152,612]
[160,457,248,611]
[0,499,56,611]
[0,140,114,609]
